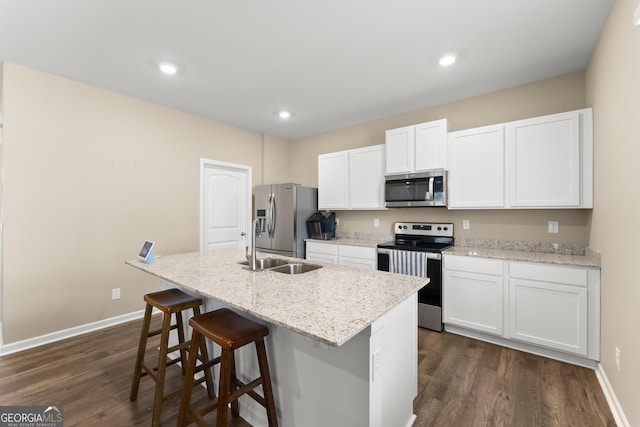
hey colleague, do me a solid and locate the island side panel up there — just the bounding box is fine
[371,292,418,427]
[203,296,372,427]
[160,280,418,427]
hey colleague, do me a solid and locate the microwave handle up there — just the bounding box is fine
[428,177,434,201]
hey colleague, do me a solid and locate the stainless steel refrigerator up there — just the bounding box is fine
[254,183,318,259]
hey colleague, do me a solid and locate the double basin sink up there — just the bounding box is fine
[240,257,322,275]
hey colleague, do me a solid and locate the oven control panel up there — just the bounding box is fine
[394,222,453,237]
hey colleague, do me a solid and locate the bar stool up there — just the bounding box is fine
[177,308,278,427]
[130,288,215,427]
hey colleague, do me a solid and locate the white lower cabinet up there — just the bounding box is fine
[443,254,600,364]
[443,255,504,336]
[337,245,376,270]
[508,262,589,356]
[305,241,338,264]
[306,241,376,270]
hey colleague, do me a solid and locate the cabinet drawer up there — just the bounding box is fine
[339,256,376,270]
[509,262,588,287]
[306,253,338,264]
[306,242,338,256]
[444,255,503,275]
[338,245,375,260]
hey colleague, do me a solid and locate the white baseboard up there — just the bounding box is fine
[0,310,146,356]
[595,363,630,427]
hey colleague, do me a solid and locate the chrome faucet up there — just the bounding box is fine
[246,218,263,270]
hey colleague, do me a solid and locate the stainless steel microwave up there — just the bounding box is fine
[384,170,447,207]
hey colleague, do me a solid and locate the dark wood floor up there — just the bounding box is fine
[0,317,615,426]
[415,328,616,427]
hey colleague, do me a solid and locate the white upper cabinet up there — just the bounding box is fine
[318,150,349,209]
[506,109,593,208]
[448,108,593,209]
[318,144,386,210]
[448,125,505,208]
[385,125,414,174]
[385,119,451,174]
[415,120,451,171]
[349,145,385,209]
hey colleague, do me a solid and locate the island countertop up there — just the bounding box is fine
[126,249,426,347]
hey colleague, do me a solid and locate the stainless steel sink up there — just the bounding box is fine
[239,258,290,270]
[239,259,322,274]
[268,263,322,275]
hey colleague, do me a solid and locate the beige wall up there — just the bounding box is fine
[262,134,292,184]
[586,0,640,425]
[291,72,590,243]
[0,63,281,343]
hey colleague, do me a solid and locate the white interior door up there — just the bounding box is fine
[200,159,252,251]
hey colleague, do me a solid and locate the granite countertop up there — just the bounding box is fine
[305,237,386,248]
[305,233,392,248]
[444,245,601,268]
[126,249,425,347]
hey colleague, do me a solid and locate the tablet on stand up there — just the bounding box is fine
[138,240,156,263]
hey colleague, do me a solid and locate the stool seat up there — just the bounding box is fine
[130,288,215,427]
[178,308,278,427]
[144,288,204,313]
[191,307,269,350]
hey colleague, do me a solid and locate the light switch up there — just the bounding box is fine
[373,218,380,227]
[463,220,470,230]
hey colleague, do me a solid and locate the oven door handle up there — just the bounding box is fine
[377,248,441,260]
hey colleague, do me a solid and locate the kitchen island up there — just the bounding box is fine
[126,249,426,427]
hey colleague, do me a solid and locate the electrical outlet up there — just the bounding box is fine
[615,347,621,371]
[372,349,382,382]
[463,220,470,230]
[335,218,340,226]
[548,221,559,233]
[373,218,380,228]
[112,288,121,301]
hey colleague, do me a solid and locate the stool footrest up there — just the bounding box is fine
[196,355,221,372]
[229,377,265,406]
[167,340,191,354]
[148,323,178,338]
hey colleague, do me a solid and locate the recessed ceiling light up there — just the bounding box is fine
[438,54,457,67]
[279,111,291,119]
[158,62,178,75]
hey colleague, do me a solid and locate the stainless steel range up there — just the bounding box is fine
[377,222,454,331]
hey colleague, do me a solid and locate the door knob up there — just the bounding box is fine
[240,232,246,237]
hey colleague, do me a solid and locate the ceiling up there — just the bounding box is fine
[0,1,614,140]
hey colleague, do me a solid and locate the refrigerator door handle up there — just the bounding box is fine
[270,193,277,238]
[266,193,273,238]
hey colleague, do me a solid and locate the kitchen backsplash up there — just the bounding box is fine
[453,237,588,255]
[334,231,591,256]
[336,231,393,242]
